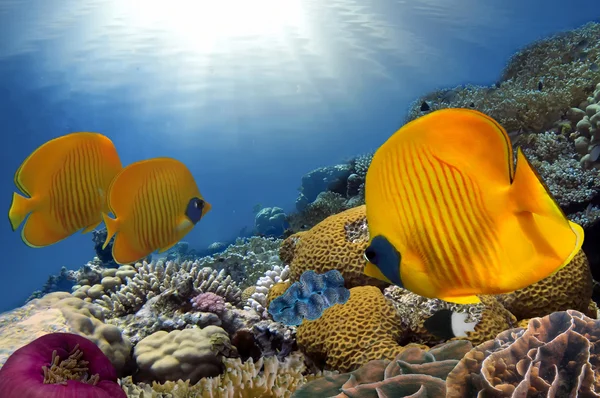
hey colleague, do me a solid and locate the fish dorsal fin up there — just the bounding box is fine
[397,109,515,187]
[107,157,183,215]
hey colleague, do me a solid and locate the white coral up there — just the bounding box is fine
[244,264,290,318]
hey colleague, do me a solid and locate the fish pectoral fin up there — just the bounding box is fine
[176,218,194,233]
[158,241,179,254]
[81,221,101,234]
[363,261,392,284]
[438,294,481,304]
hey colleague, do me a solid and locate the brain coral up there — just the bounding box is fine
[296,285,410,372]
[446,310,600,397]
[134,326,235,384]
[494,249,594,321]
[279,205,387,289]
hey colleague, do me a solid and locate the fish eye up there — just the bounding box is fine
[364,247,378,264]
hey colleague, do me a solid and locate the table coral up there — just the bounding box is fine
[293,340,472,398]
[296,285,408,372]
[495,249,594,321]
[280,205,387,289]
[446,309,600,397]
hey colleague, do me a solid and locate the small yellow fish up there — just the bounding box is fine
[363,108,584,304]
[8,132,122,247]
[102,157,211,264]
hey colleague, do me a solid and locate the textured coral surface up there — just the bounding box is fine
[296,286,407,372]
[280,206,387,288]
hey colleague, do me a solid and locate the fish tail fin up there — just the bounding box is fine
[511,147,584,268]
[8,192,34,231]
[101,212,119,249]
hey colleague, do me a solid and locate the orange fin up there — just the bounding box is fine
[8,192,35,231]
[101,213,119,250]
[511,147,583,267]
[438,295,481,304]
[112,235,149,265]
[21,211,69,248]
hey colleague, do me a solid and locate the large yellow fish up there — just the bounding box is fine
[363,108,584,304]
[8,132,122,247]
[102,157,211,265]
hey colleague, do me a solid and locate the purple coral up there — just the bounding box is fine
[0,332,126,398]
[190,292,226,314]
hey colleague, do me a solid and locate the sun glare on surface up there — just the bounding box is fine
[118,0,306,52]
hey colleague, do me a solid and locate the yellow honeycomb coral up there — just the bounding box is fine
[279,205,387,288]
[296,286,409,372]
[494,250,594,320]
[267,282,291,308]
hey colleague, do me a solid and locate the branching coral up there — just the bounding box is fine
[94,260,242,317]
[122,351,336,398]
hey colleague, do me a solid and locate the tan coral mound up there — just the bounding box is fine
[0,292,131,374]
[296,286,410,372]
[495,249,594,320]
[446,309,600,397]
[279,205,386,288]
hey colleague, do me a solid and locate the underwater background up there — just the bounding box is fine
[2,2,600,397]
[0,0,598,311]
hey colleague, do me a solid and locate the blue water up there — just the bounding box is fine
[0,0,598,312]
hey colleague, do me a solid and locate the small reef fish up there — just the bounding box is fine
[363,108,584,304]
[8,132,122,247]
[102,157,211,265]
[423,309,477,340]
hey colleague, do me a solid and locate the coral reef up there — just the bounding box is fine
[255,207,288,237]
[268,270,350,326]
[191,292,227,314]
[0,292,131,374]
[446,310,600,397]
[122,351,336,398]
[495,249,594,320]
[0,332,125,398]
[384,287,516,346]
[94,260,242,317]
[293,340,472,398]
[134,326,235,384]
[281,205,387,289]
[245,264,290,319]
[406,23,600,133]
[296,286,407,372]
